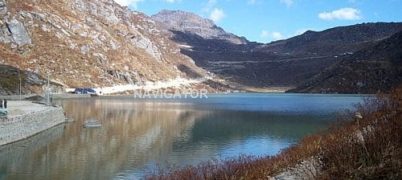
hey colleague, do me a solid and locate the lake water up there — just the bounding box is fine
[0,93,368,179]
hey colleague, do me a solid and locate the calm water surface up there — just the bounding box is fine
[0,93,368,179]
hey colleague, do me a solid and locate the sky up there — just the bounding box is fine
[114,0,402,43]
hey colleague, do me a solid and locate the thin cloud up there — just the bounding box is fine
[260,30,284,41]
[280,0,294,7]
[203,0,218,12]
[210,8,225,22]
[163,0,182,3]
[248,0,256,5]
[319,8,362,20]
[272,32,284,40]
[260,30,270,38]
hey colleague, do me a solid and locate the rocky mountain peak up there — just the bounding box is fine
[156,10,216,28]
[152,10,248,45]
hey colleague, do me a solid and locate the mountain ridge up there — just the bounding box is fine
[151,10,402,91]
[258,22,402,56]
[0,1,401,95]
[289,30,402,93]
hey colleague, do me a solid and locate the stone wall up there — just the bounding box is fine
[0,105,65,146]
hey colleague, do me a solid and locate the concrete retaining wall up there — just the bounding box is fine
[0,104,65,146]
[0,94,91,101]
[0,95,37,100]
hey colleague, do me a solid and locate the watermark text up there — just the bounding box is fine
[133,89,208,99]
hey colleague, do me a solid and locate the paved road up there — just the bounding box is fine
[6,101,52,118]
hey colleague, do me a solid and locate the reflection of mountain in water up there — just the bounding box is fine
[0,98,337,179]
[0,99,206,180]
[166,111,331,166]
[190,111,330,141]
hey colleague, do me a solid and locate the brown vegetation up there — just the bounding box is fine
[318,87,402,179]
[146,87,402,180]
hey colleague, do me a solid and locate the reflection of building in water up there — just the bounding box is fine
[0,99,207,180]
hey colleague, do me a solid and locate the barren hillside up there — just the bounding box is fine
[0,0,206,94]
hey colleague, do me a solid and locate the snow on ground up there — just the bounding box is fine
[95,77,206,95]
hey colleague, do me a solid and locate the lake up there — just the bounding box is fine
[0,93,368,179]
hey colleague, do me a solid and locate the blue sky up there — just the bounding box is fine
[115,0,402,43]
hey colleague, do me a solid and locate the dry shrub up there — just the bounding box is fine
[318,87,402,179]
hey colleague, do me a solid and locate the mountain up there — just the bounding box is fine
[1,2,400,95]
[152,10,248,45]
[257,23,402,56]
[289,30,402,94]
[0,0,207,95]
[151,10,402,90]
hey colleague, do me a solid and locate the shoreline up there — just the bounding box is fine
[146,88,401,179]
[0,91,375,101]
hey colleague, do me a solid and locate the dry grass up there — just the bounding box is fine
[317,87,402,179]
[146,87,402,180]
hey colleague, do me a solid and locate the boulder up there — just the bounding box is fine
[7,18,32,46]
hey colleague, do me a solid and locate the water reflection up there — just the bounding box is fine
[0,124,65,180]
[0,94,364,180]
